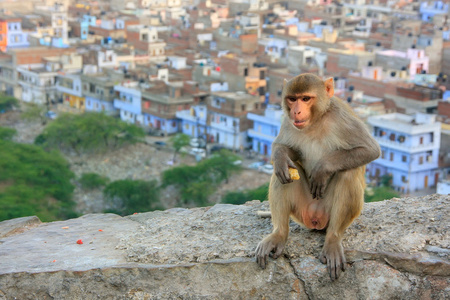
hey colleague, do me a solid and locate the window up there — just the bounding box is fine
[254,103,259,110]
[420,137,424,144]
[172,121,176,127]
[398,135,405,143]
[259,70,265,80]
[241,104,246,112]
[381,150,385,159]
[426,151,433,163]
[402,155,407,162]
[259,87,265,96]
[390,153,394,161]
[419,156,423,164]
[389,133,395,141]
[402,176,407,183]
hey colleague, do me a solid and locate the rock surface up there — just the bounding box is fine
[0,194,449,299]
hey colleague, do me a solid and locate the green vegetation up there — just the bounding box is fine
[103,179,161,215]
[365,175,400,202]
[222,183,269,205]
[0,126,16,141]
[365,186,400,203]
[0,139,77,222]
[21,103,48,124]
[78,173,109,190]
[0,94,18,112]
[35,112,146,154]
[162,149,242,206]
[169,133,190,162]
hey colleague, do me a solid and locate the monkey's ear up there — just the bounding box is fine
[324,77,334,98]
[283,78,288,88]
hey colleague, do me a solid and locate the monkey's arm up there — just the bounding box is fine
[310,124,381,199]
[271,143,301,184]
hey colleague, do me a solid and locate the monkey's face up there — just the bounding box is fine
[286,93,316,129]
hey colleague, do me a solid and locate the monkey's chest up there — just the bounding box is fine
[297,139,332,172]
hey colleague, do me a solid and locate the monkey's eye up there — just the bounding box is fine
[286,97,297,102]
[302,96,311,102]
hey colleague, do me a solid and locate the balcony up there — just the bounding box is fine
[113,99,141,115]
[374,136,437,153]
[175,110,207,126]
[248,129,275,143]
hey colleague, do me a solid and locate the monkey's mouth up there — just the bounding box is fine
[293,120,307,128]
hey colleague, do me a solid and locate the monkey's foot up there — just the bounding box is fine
[319,240,346,281]
[255,234,286,269]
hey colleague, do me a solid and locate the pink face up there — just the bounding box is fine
[286,92,316,129]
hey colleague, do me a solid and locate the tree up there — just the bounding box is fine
[365,186,400,203]
[0,94,18,113]
[0,139,77,222]
[36,112,146,154]
[103,179,161,215]
[199,149,242,183]
[169,133,190,162]
[223,183,269,205]
[78,173,109,190]
[0,126,16,141]
[21,103,48,125]
[162,150,242,206]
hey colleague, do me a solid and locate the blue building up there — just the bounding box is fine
[207,91,263,150]
[4,18,29,49]
[247,104,283,156]
[82,73,118,115]
[420,1,449,22]
[367,113,441,193]
[113,82,144,125]
[176,104,209,139]
[141,82,195,136]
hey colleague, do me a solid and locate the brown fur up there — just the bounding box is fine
[255,73,380,281]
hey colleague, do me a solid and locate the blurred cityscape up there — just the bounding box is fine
[0,0,449,198]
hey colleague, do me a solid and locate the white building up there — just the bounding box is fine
[367,113,441,193]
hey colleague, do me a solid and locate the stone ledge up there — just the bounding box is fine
[0,194,448,299]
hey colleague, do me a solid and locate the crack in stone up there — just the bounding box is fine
[284,254,311,300]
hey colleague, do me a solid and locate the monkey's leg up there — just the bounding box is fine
[255,174,295,269]
[319,168,364,281]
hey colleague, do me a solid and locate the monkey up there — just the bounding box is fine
[255,73,380,281]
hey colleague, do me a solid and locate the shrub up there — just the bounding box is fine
[37,112,146,154]
[0,126,16,141]
[0,139,76,222]
[103,179,161,215]
[0,94,18,112]
[78,173,109,190]
[222,183,269,205]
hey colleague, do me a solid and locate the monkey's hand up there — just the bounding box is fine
[272,147,299,184]
[309,163,333,199]
[255,234,286,269]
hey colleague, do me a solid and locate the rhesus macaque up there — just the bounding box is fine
[255,73,380,281]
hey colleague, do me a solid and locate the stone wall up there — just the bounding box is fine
[0,194,448,299]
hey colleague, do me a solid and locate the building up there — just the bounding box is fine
[82,71,123,115]
[141,81,195,135]
[0,17,30,51]
[247,104,283,156]
[207,91,263,150]
[367,113,441,193]
[113,81,144,124]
